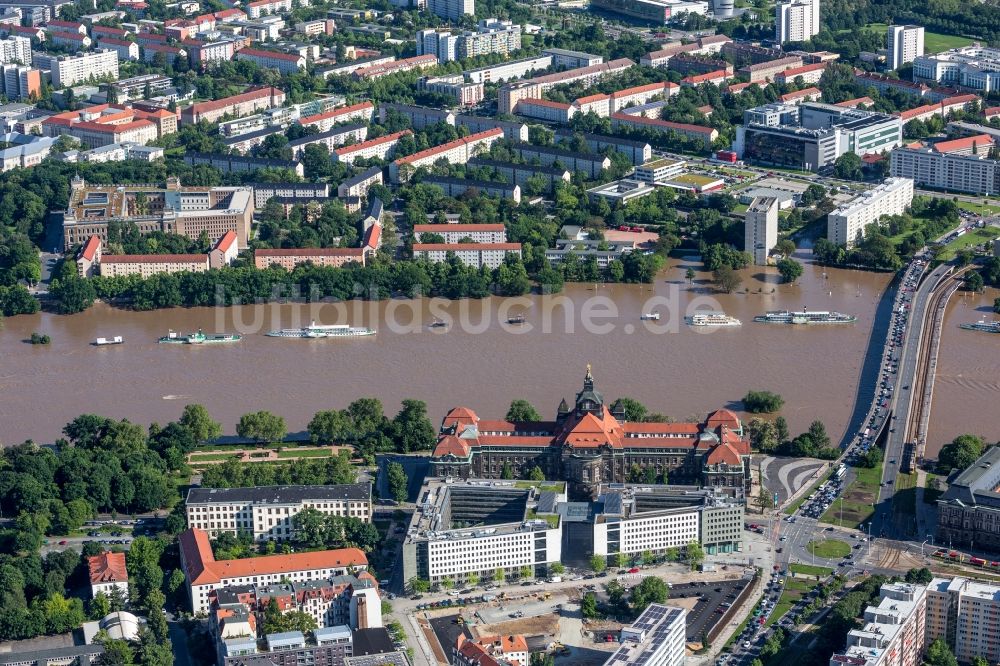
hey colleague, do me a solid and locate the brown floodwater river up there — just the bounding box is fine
[0,254,995,448]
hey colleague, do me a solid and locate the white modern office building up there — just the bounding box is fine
[826,177,914,246]
[887,25,924,71]
[775,0,819,44]
[745,196,779,265]
[829,582,926,666]
[605,605,686,666]
[913,46,1000,93]
[185,484,372,542]
[401,479,564,584]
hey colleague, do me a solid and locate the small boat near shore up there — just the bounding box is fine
[507,315,526,325]
[753,307,856,324]
[429,319,448,329]
[960,319,1000,333]
[266,321,375,338]
[158,329,242,344]
[686,312,742,327]
[94,336,124,346]
[640,313,660,321]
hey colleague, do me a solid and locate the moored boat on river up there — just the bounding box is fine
[753,308,856,324]
[266,321,375,338]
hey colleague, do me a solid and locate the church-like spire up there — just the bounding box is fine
[583,363,594,391]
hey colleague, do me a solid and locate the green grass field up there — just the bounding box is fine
[924,473,943,504]
[189,452,239,461]
[820,465,880,529]
[855,23,974,52]
[937,228,997,261]
[807,539,852,559]
[788,563,834,577]
[766,578,814,627]
[276,449,333,459]
[957,201,1000,216]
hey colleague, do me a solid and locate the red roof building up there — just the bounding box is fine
[88,552,129,600]
[430,368,751,494]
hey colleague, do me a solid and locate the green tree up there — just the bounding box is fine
[440,577,454,590]
[614,397,649,422]
[466,572,480,587]
[589,555,607,573]
[685,542,705,570]
[685,267,696,283]
[774,239,797,258]
[904,567,933,585]
[746,418,779,453]
[834,152,863,180]
[964,271,984,293]
[743,391,785,414]
[938,434,985,473]
[519,565,533,579]
[641,550,656,566]
[527,466,545,481]
[493,567,505,584]
[776,258,804,284]
[409,578,430,593]
[387,462,408,503]
[775,416,790,443]
[712,266,742,293]
[178,404,222,443]
[236,411,286,443]
[96,637,134,665]
[924,638,958,666]
[630,576,669,611]
[391,400,436,453]
[307,409,352,444]
[50,275,96,314]
[971,657,989,666]
[614,552,629,569]
[581,592,599,618]
[500,462,514,479]
[506,399,541,422]
[549,562,565,575]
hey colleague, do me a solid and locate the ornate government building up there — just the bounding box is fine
[429,368,752,497]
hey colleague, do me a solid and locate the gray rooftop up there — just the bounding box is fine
[940,447,1000,508]
[344,650,410,666]
[187,483,371,505]
[341,166,384,187]
[0,645,104,665]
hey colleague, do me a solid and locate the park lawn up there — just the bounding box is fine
[189,452,240,461]
[807,539,852,559]
[766,578,814,627]
[820,464,881,529]
[957,201,1000,216]
[937,228,997,261]
[789,563,834,578]
[276,448,332,459]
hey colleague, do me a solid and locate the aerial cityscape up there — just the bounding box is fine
[0,0,998,663]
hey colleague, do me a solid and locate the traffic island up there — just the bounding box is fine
[806,539,852,559]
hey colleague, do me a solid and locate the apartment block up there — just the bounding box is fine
[926,577,1000,665]
[287,124,368,159]
[417,19,520,63]
[465,55,552,84]
[553,129,652,165]
[255,247,366,270]
[774,62,826,85]
[543,47,603,69]
[891,137,1000,195]
[419,75,484,106]
[42,103,176,148]
[378,102,453,130]
[100,253,210,278]
[181,86,286,125]
[826,177,914,246]
[888,25,924,71]
[186,484,372,542]
[516,98,575,123]
[338,166,383,199]
[412,242,522,270]
[0,63,40,100]
[744,196,778,265]
[49,49,119,88]
[740,55,804,83]
[236,48,305,74]
[0,35,30,64]
[829,582,926,666]
[333,130,411,165]
[467,157,571,194]
[299,101,375,132]
[454,115,529,142]
[185,152,304,178]
[422,176,521,204]
[498,58,635,114]
[390,128,503,182]
[179,528,368,615]
[511,142,611,179]
[610,113,719,148]
[427,0,473,21]
[353,54,437,80]
[605,605,686,666]
[412,223,506,244]
[775,0,819,44]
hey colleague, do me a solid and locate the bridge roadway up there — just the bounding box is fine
[874,261,955,541]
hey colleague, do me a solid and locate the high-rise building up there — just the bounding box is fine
[711,0,734,16]
[0,63,40,100]
[829,582,926,666]
[417,20,520,62]
[49,49,119,88]
[887,25,924,71]
[0,35,30,64]
[775,0,819,44]
[744,196,779,265]
[427,0,473,21]
[926,577,1000,665]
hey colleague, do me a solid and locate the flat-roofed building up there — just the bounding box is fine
[50,48,119,87]
[413,223,506,244]
[413,242,522,269]
[187,484,372,542]
[745,196,778,265]
[890,137,1000,195]
[465,54,552,84]
[604,604,686,666]
[543,47,603,69]
[100,253,209,277]
[338,166,383,199]
[829,582,926,666]
[826,177,914,247]
[634,157,685,183]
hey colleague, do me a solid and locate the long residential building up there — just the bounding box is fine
[286,124,368,159]
[610,113,719,148]
[467,157,571,194]
[299,102,375,132]
[464,55,552,84]
[389,128,503,182]
[184,152,304,178]
[49,48,119,87]
[333,130,411,165]
[63,177,254,250]
[454,115,529,142]
[740,55,803,83]
[412,223,506,244]
[509,142,611,179]
[828,582,926,666]
[236,48,305,74]
[422,176,521,204]
[412,242,522,269]
[179,528,369,614]
[553,129,652,165]
[890,135,1000,195]
[826,177,914,246]
[418,75,484,106]
[186,484,372,542]
[353,54,437,80]
[338,166,383,199]
[100,253,210,278]
[498,58,635,114]
[255,247,366,270]
[181,86,286,125]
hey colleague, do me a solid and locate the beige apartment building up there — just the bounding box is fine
[254,247,366,270]
[180,86,285,125]
[100,253,210,278]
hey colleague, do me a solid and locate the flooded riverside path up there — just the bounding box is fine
[1,253,988,447]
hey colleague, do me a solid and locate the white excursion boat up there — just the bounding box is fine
[266,320,375,338]
[686,312,742,327]
[94,336,124,346]
[640,313,660,321]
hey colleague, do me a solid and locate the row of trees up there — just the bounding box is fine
[746,418,839,459]
[307,398,437,457]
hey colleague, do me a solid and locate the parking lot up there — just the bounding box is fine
[668,578,751,642]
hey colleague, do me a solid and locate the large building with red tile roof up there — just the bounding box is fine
[88,552,129,600]
[429,367,751,496]
[179,527,369,613]
[180,86,285,125]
